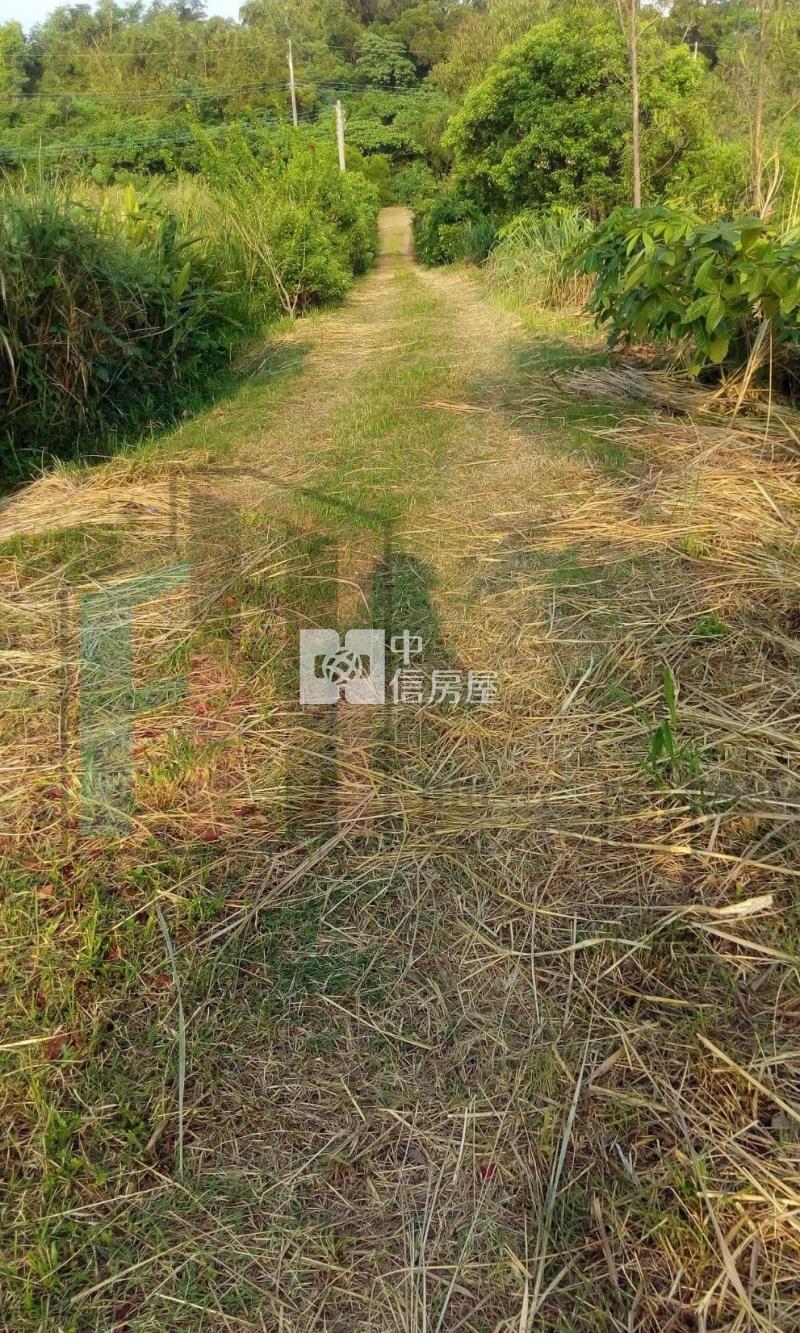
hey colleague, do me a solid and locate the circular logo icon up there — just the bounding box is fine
[320,649,366,686]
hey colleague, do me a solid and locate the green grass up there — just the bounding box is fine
[3,210,800,1331]
[0,524,127,579]
[291,271,466,531]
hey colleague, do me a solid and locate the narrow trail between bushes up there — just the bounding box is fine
[4,208,800,1331]
[214,204,588,615]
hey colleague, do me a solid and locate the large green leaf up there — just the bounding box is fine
[708,332,730,364]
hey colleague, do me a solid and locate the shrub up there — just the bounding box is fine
[390,161,438,207]
[197,126,379,316]
[0,188,235,485]
[348,149,393,204]
[582,204,800,386]
[413,186,495,265]
[484,208,594,310]
[665,138,750,218]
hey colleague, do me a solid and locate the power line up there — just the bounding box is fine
[0,79,437,162]
[0,109,336,160]
[0,78,355,103]
[1,78,437,103]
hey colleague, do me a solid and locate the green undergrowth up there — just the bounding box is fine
[0,139,379,491]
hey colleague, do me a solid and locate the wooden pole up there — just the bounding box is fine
[629,0,641,208]
[751,0,768,210]
[336,99,346,172]
[287,38,298,128]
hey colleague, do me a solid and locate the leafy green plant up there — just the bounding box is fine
[665,138,751,218]
[583,204,800,383]
[691,613,729,638]
[644,664,704,793]
[412,186,495,266]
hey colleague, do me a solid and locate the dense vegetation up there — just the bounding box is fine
[583,206,800,384]
[0,186,235,484]
[0,0,460,186]
[3,0,800,483]
[0,141,377,483]
[0,1,456,484]
[443,16,711,216]
[416,0,800,391]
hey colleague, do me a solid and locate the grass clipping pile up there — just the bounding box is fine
[1,380,800,1329]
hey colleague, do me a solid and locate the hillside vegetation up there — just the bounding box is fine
[3,0,800,479]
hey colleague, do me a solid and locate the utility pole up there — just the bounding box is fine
[628,0,641,207]
[751,0,769,211]
[335,100,346,172]
[287,38,298,128]
[616,0,641,207]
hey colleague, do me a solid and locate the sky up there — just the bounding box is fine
[0,0,243,29]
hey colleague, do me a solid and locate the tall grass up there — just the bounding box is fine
[484,208,594,311]
[73,176,273,336]
[196,125,379,318]
[0,143,380,489]
[161,176,276,332]
[0,185,237,486]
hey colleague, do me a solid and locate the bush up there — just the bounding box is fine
[197,126,379,317]
[582,204,800,386]
[413,186,495,265]
[390,160,438,207]
[484,208,594,310]
[0,189,236,485]
[347,149,393,204]
[665,138,751,218]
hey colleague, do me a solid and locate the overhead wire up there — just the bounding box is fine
[0,78,435,162]
[0,104,344,161]
[0,78,362,103]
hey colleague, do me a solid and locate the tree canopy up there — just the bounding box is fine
[444,14,715,216]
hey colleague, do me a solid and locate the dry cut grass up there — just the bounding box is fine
[1,228,800,1331]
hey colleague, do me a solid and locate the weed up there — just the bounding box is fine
[644,663,705,794]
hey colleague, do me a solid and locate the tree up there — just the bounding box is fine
[665,0,752,66]
[385,2,465,73]
[431,0,549,96]
[0,22,32,97]
[704,0,800,211]
[444,14,713,217]
[355,32,417,86]
[619,0,642,206]
[751,0,769,207]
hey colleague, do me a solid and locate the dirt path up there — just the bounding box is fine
[0,207,579,545]
[4,209,800,1331]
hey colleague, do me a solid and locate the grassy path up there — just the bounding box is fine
[2,210,800,1331]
